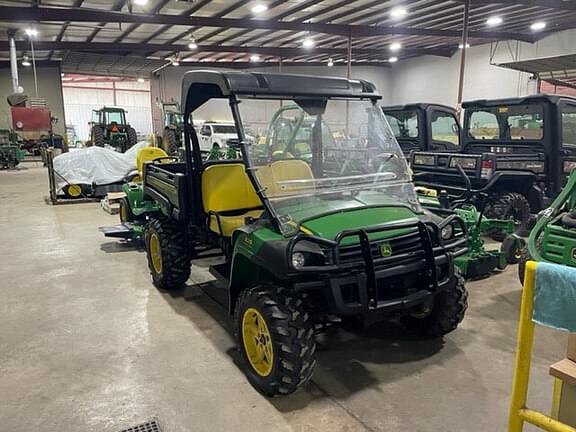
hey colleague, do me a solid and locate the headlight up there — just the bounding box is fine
[413,154,435,166]
[291,252,306,269]
[449,157,477,169]
[441,225,454,240]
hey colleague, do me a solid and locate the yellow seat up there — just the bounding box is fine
[256,159,314,196]
[137,147,168,174]
[202,163,263,236]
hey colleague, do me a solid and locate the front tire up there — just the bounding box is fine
[501,235,526,265]
[119,197,136,223]
[234,285,316,397]
[145,218,192,290]
[163,129,180,155]
[402,271,468,338]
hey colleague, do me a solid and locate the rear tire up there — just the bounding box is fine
[119,197,135,223]
[501,235,526,265]
[402,271,468,338]
[127,126,138,148]
[484,192,531,241]
[145,218,192,290]
[163,129,180,155]
[91,126,105,147]
[233,284,316,397]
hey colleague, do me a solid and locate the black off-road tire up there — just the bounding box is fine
[233,285,316,397]
[501,235,526,265]
[163,128,180,155]
[402,271,468,338]
[484,192,531,241]
[91,126,105,147]
[119,197,136,223]
[145,218,192,290]
[127,126,138,147]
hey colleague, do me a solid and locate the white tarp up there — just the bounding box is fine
[53,141,149,187]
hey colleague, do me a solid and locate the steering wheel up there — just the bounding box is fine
[152,156,179,164]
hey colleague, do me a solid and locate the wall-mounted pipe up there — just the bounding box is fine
[8,30,21,93]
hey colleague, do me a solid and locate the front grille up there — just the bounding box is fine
[118,419,162,432]
[338,231,424,266]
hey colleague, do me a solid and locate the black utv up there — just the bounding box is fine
[411,94,576,237]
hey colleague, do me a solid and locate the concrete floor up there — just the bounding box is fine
[0,165,568,432]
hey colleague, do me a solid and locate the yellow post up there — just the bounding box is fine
[552,378,563,420]
[508,261,538,432]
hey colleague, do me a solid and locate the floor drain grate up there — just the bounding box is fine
[118,419,161,432]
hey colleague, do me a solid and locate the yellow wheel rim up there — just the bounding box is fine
[242,307,274,377]
[149,233,162,274]
[120,203,127,223]
[67,184,82,197]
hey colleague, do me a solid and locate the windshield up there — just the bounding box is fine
[384,110,419,139]
[468,104,543,140]
[238,98,421,236]
[212,125,236,134]
[106,111,125,125]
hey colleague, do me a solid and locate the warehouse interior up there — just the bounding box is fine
[2,1,576,431]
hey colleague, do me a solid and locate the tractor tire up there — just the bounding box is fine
[501,235,526,265]
[518,248,532,285]
[402,271,468,338]
[91,126,105,147]
[484,192,531,241]
[145,218,192,290]
[163,128,179,155]
[127,127,138,148]
[119,197,136,223]
[233,284,316,397]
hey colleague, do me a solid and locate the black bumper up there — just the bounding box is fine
[289,218,467,317]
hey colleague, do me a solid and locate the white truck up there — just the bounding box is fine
[198,122,238,151]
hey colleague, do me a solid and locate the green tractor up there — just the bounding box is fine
[0,129,25,169]
[103,71,470,396]
[417,165,525,279]
[518,169,576,283]
[158,102,183,156]
[90,107,137,152]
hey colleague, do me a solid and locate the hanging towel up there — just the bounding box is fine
[533,261,576,332]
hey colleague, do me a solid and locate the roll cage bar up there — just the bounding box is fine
[180,70,382,234]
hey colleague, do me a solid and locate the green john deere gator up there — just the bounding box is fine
[103,70,470,396]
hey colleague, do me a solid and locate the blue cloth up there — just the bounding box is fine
[533,261,576,332]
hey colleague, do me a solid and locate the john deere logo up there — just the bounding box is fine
[380,243,393,257]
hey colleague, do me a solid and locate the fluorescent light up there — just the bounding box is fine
[530,21,546,31]
[252,3,268,14]
[171,56,180,66]
[188,41,198,49]
[22,56,31,67]
[25,28,38,37]
[327,57,334,67]
[458,43,470,49]
[302,38,315,49]
[388,56,398,63]
[134,0,148,5]
[250,55,261,62]
[390,7,407,19]
[389,42,402,51]
[137,77,145,83]
[486,16,503,26]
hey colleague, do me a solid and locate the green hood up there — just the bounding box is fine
[301,206,420,244]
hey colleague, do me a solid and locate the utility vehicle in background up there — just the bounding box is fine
[383,103,461,155]
[158,102,183,155]
[104,71,469,397]
[411,95,576,239]
[90,107,137,152]
[0,129,25,169]
[198,121,237,151]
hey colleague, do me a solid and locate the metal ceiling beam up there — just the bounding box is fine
[0,6,535,42]
[469,0,576,11]
[1,41,454,58]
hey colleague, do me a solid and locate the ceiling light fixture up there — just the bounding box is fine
[303,38,315,49]
[530,21,546,31]
[137,77,145,83]
[22,55,31,67]
[188,36,198,50]
[389,42,402,51]
[171,55,180,66]
[458,43,470,49]
[134,0,148,5]
[25,28,38,37]
[390,7,407,20]
[250,55,261,62]
[327,57,334,67]
[486,16,503,26]
[252,3,268,14]
[389,56,398,63]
